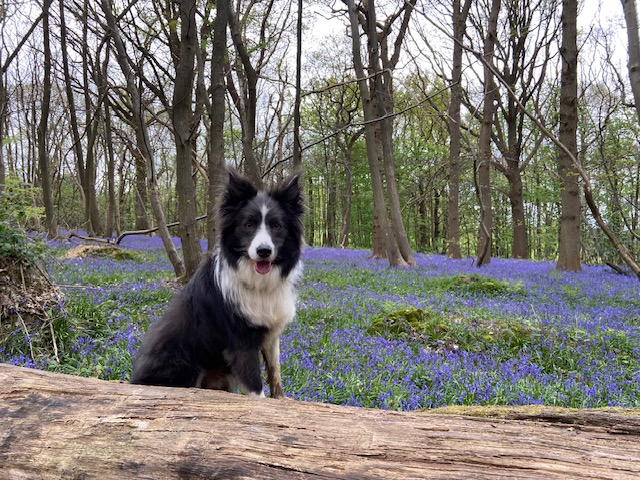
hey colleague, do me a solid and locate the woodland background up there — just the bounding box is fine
[0,0,638,280]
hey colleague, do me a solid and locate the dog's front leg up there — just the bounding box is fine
[262,335,284,398]
[224,349,264,397]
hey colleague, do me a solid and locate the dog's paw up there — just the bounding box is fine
[270,385,285,399]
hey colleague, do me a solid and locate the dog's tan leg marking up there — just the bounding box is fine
[262,335,284,398]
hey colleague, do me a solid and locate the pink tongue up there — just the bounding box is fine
[255,261,272,274]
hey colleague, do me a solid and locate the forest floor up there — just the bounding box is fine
[1,233,638,411]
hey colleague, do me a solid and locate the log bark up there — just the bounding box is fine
[0,364,638,480]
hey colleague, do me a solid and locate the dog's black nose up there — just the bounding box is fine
[256,245,272,259]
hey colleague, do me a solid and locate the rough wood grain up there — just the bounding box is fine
[0,364,638,480]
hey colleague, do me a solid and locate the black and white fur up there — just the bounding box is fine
[130,169,304,398]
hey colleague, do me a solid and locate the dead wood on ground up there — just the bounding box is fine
[0,364,638,480]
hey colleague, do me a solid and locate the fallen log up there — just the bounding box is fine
[0,364,638,480]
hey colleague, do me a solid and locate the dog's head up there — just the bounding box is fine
[218,169,304,277]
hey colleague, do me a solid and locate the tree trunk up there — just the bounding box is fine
[621,0,640,116]
[82,0,103,237]
[36,0,57,239]
[370,143,388,259]
[377,80,415,265]
[95,42,118,238]
[134,153,150,230]
[1,364,639,480]
[346,0,402,265]
[338,140,353,248]
[103,101,117,238]
[556,0,582,272]
[446,0,472,260]
[307,176,315,244]
[58,1,90,234]
[324,165,337,246]
[0,12,45,192]
[83,122,103,237]
[375,0,417,266]
[464,0,638,276]
[0,71,4,191]
[494,0,555,261]
[227,2,262,187]
[100,0,185,279]
[506,160,529,259]
[476,0,501,266]
[432,188,441,250]
[172,0,203,279]
[292,0,303,171]
[207,0,229,251]
[417,175,429,251]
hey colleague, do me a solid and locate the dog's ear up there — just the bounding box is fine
[223,168,258,206]
[271,172,304,216]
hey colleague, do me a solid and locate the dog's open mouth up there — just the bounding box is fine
[254,260,272,275]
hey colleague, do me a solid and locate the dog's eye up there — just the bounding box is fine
[244,222,254,229]
[272,222,282,231]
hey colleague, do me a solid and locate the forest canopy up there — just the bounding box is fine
[0,0,638,277]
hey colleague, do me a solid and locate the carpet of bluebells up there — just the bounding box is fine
[2,234,639,411]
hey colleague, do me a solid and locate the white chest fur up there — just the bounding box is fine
[216,256,302,331]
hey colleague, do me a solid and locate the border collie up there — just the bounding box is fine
[130,169,304,398]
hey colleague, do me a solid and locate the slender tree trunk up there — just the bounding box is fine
[82,0,103,236]
[116,155,126,235]
[172,0,203,279]
[134,153,150,230]
[504,121,529,259]
[477,152,492,265]
[506,162,528,259]
[417,176,429,250]
[36,0,57,239]
[493,0,553,261]
[95,43,117,238]
[59,1,90,233]
[0,71,4,191]
[556,0,582,272]
[375,0,416,266]
[433,189,441,250]
[621,0,640,116]
[377,67,415,265]
[324,168,337,246]
[370,139,388,259]
[0,76,5,191]
[0,13,44,192]
[100,0,185,279]
[292,0,303,171]
[339,145,353,248]
[346,0,403,265]
[84,124,103,236]
[446,0,472,260]
[103,100,117,238]
[476,0,500,266]
[227,3,262,187]
[307,176,315,245]
[207,0,229,250]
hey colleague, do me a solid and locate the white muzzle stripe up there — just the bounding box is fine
[248,205,275,262]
